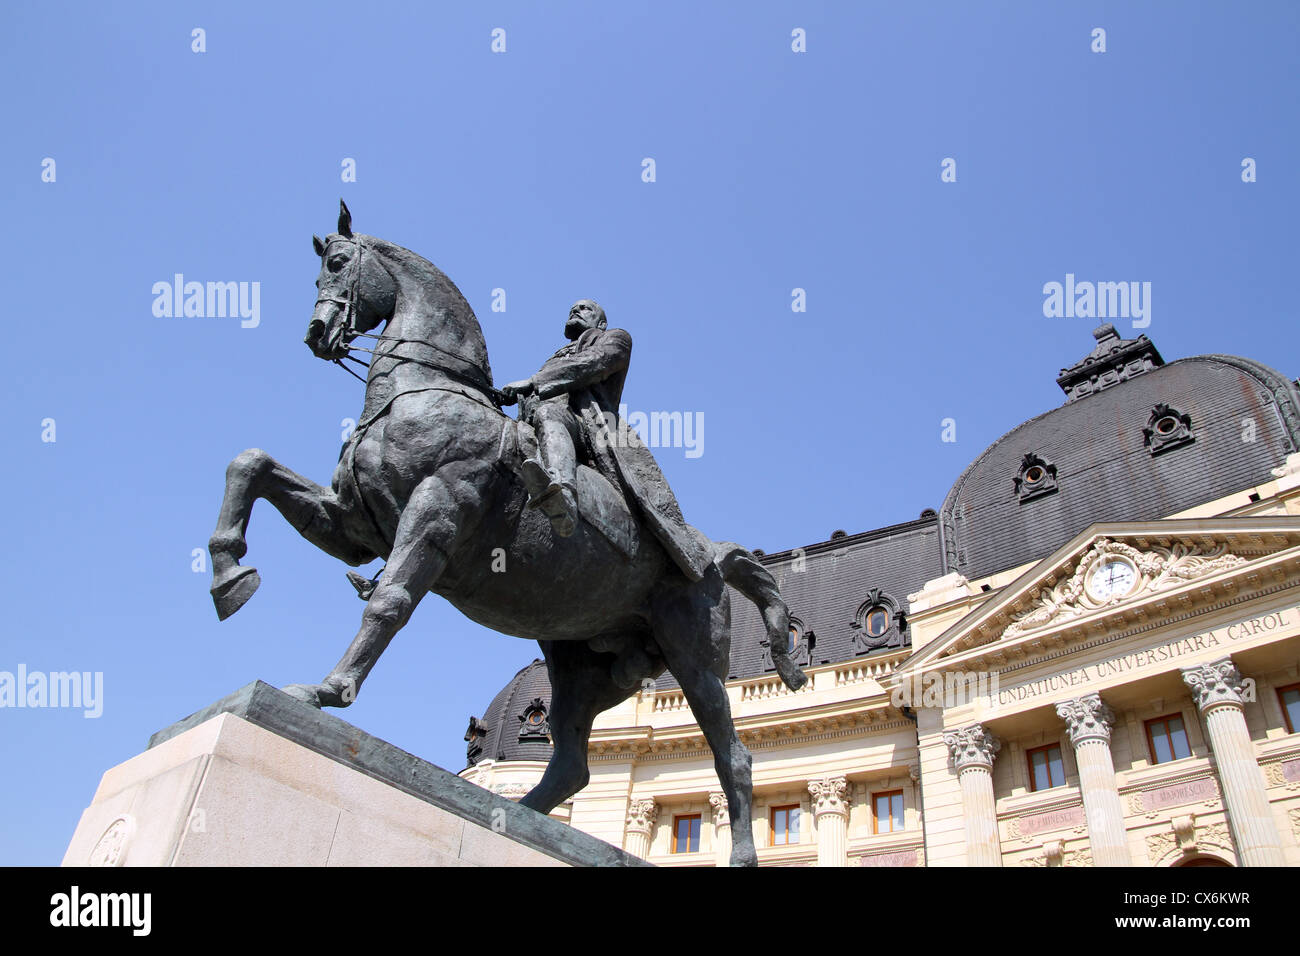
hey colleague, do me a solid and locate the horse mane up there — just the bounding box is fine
[359,234,494,386]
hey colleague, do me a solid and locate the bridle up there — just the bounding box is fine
[316,236,506,407]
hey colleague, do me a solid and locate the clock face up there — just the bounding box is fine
[1088,558,1137,601]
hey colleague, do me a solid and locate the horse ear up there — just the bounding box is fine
[338,199,353,238]
[313,235,325,257]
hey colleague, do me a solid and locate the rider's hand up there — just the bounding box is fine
[500,379,535,405]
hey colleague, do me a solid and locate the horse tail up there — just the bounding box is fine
[713,542,808,692]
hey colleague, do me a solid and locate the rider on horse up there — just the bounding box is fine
[500,299,713,581]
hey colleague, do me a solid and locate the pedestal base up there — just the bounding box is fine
[63,681,647,868]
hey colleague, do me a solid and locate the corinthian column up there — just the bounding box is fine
[709,792,731,867]
[944,724,1002,866]
[1182,659,1285,866]
[624,798,658,860]
[1056,694,1132,866]
[807,775,849,867]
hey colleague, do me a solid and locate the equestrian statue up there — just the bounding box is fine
[206,201,806,866]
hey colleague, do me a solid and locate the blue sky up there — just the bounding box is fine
[3,1,1297,864]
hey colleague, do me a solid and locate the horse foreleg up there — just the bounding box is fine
[209,448,374,620]
[520,638,647,815]
[284,466,488,709]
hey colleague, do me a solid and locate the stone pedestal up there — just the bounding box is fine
[63,681,647,868]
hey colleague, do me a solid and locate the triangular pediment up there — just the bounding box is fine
[897,515,1300,675]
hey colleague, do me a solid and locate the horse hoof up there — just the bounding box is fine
[282,683,325,708]
[211,566,261,621]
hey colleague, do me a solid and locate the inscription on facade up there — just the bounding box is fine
[1283,759,1300,784]
[1018,805,1086,837]
[1139,776,1218,812]
[859,849,919,867]
[996,609,1292,706]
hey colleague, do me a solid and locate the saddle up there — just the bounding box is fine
[496,416,712,582]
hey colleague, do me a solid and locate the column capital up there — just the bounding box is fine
[1056,693,1118,746]
[807,775,850,818]
[1182,657,1249,713]
[625,797,659,835]
[944,724,1001,772]
[708,791,730,829]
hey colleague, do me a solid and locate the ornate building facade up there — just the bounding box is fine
[461,325,1300,866]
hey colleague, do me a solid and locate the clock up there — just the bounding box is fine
[1087,557,1137,602]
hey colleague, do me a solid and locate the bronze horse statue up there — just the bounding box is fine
[207,202,805,865]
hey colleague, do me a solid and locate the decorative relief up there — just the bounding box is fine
[1264,757,1300,790]
[1289,807,1300,841]
[1003,538,1245,638]
[492,783,530,799]
[944,724,1001,772]
[1181,658,1249,712]
[1056,693,1117,746]
[1063,847,1093,867]
[89,815,136,867]
[1145,818,1233,865]
[806,775,850,818]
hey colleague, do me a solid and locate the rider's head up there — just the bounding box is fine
[565,299,607,340]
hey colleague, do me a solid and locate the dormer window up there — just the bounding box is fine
[464,716,488,766]
[1143,403,1194,455]
[763,617,812,671]
[852,589,907,654]
[1014,453,1059,503]
[517,697,551,741]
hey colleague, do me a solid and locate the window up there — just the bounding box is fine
[866,607,889,637]
[1146,714,1192,764]
[1279,683,1300,734]
[671,814,701,854]
[770,805,800,846]
[1026,743,1066,791]
[872,790,904,834]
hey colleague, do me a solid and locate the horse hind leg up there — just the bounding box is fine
[650,571,758,866]
[209,448,374,620]
[519,638,648,816]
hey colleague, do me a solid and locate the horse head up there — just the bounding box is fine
[305,199,398,360]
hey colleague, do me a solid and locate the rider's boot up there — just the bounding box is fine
[522,416,580,537]
[521,459,579,537]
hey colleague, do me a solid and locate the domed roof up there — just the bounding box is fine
[939,326,1300,581]
[464,659,553,769]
